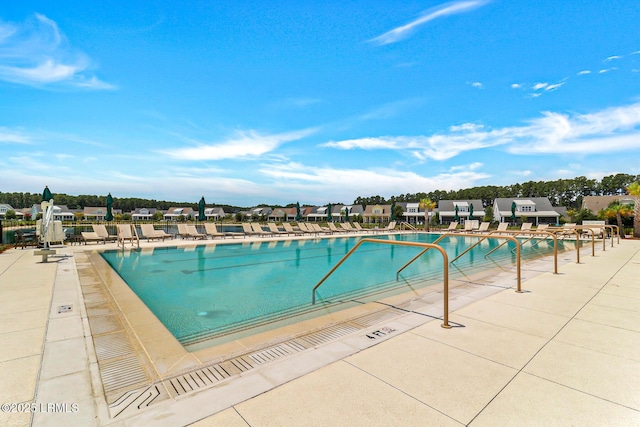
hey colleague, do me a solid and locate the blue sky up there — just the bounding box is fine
[1,1,639,207]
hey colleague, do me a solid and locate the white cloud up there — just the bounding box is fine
[511,83,522,89]
[469,81,483,89]
[368,0,490,45]
[162,128,317,161]
[0,127,31,144]
[0,13,113,89]
[258,162,490,203]
[532,82,548,90]
[544,82,564,92]
[604,55,622,62]
[323,103,640,160]
[577,70,591,75]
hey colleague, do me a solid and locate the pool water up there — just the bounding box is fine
[100,233,565,348]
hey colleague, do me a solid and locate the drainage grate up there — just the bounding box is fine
[58,304,72,314]
[100,356,150,394]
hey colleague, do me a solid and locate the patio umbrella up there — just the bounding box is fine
[454,204,459,221]
[390,201,396,221]
[345,206,350,222]
[42,186,53,202]
[105,193,114,221]
[469,203,474,221]
[326,204,332,222]
[295,202,301,221]
[511,201,517,223]
[198,196,206,221]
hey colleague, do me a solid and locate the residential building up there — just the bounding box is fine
[493,197,560,225]
[438,200,485,225]
[164,207,194,221]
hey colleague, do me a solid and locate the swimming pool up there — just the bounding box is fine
[100,233,566,349]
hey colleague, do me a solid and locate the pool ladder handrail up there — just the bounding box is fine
[396,233,524,292]
[311,238,452,329]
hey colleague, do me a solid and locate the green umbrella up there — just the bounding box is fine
[390,201,396,221]
[198,196,206,221]
[345,206,350,222]
[326,204,332,222]
[295,202,301,221]
[510,201,517,222]
[42,186,53,202]
[469,203,474,221]
[105,193,114,221]
[454,204,459,221]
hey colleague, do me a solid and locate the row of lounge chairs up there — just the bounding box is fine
[79,221,396,245]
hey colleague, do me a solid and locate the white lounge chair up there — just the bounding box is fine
[267,223,287,235]
[282,223,304,236]
[204,223,226,239]
[139,224,173,241]
[117,224,139,248]
[93,224,117,242]
[81,231,104,244]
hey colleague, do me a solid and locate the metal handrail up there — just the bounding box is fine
[396,233,523,292]
[484,230,559,274]
[311,238,452,329]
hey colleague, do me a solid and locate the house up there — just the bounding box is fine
[268,208,287,222]
[401,202,426,225]
[340,205,363,222]
[131,208,159,221]
[164,207,194,221]
[29,204,76,221]
[493,197,559,225]
[84,207,122,221]
[438,200,485,225]
[362,204,392,224]
[204,207,225,221]
[307,206,330,222]
[0,204,24,219]
[581,195,636,214]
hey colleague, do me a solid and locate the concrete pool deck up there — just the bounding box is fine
[1,233,639,426]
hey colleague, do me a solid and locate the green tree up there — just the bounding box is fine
[603,201,633,239]
[152,211,164,221]
[627,182,640,238]
[5,210,16,219]
[419,198,437,232]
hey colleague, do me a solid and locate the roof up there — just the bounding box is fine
[582,195,636,213]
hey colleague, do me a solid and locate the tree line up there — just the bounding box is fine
[354,173,640,209]
[2,173,639,212]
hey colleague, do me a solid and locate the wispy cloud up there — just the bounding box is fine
[0,127,31,144]
[577,70,591,75]
[468,81,483,89]
[323,103,640,160]
[0,13,115,89]
[368,0,490,45]
[604,55,622,62]
[162,128,318,161]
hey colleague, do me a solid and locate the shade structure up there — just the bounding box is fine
[198,196,206,221]
[510,201,517,222]
[105,193,114,221]
[326,204,332,222]
[390,201,396,221]
[454,204,459,221]
[42,186,53,202]
[469,203,474,221]
[295,202,301,221]
[345,206,350,222]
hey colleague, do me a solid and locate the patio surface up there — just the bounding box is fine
[1,233,639,426]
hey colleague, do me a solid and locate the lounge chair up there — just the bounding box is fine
[267,223,288,235]
[139,224,173,241]
[297,222,318,235]
[282,223,304,236]
[339,223,359,233]
[93,224,117,242]
[117,224,139,248]
[310,223,331,234]
[251,223,273,237]
[495,222,509,233]
[185,224,207,239]
[520,222,533,231]
[374,221,397,233]
[81,231,105,244]
[242,222,260,236]
[536,224,549,231]
[327,222,347,234]
[443,221,459,232]
[203,223,226,239]
[473,222,490,233]
[352,222,364,230]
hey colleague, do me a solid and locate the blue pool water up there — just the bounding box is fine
[100,233,566,348]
